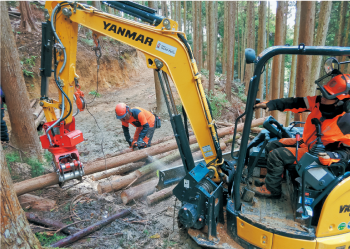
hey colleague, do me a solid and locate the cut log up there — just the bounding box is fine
[97,142,226,194]
[14,118,265,196]
[34,111,45,128]
[92,162,145,181]
[33,104,42,119]
[25,213,78,235]
[120,178,158,204]
[18,194,56,211]
[50,209,130,248]
[216,121,234,127]
[30,99,37,108]
[146,185,176,206]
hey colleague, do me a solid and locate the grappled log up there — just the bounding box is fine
[92,162,145,181]
[14,118,265,196]
[120,178,158,204]
[18,194,56,211]
[146,185,176,206]
[50,209,130,248]
[26,213,78,235]
[97,142,226,194]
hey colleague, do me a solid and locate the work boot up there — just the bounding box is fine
[251,184,281,199]
[254,178,265,187]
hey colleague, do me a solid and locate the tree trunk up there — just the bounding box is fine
[18,194,56,212]
[92,1,101,10]
[19,2,39,32]
[285,1,301,126]
[265,2,270,101]
[208,1,217,92]
[192,1,197,64]
[295,1,315,123]
[121,178,158,204]
[92,162,145,181]
[336,1,348,62]
[222,2,228,76]
[243,2,255,95]
[177,1,182,31]
[309,1,332,91]
[225,1,236,102]
[1,2,42,159]
[270,1,285,120]
[240,17,246,84]
[198,2,203,71]
[279,2,288,99]
[205,1,210,70]
[341,8,350,72]
[183,1,186,33]
[255,1,267,118]
[161,1,167,17]
[147,185,176,205]
[1,142,42,248]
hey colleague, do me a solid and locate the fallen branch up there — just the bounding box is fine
[14,118,265,196]
[54,219,89,235]
[25,213,78,235]
[50,209,130,248]
[120,178,158,204]
[146,185,176,206]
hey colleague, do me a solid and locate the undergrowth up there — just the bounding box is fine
[35,232,66,247]
[207,91,229,119]
[26,157,45,177]
[89,90,101,98]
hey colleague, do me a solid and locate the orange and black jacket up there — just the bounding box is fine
[122,107,155,141]
[267,96,350,162]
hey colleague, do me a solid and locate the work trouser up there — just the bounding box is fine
[134,125,155,147]
[1,107,9,142]
[265,138,308,195]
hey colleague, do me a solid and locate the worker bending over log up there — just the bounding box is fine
[115,103,161,150]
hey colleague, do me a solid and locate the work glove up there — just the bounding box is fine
[137,138,146,149]
[254,101,268,110]
[318,152,341,166]
[131,140,137,148]
[128,138,133,147]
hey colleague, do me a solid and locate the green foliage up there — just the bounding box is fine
[81,38,94,46]
[207,91,229,119]
[6,152,21,163]
[44,151,52,162]
[22,69,34,78]
[163,239,177,248]
[35,232,66,246]
[201,68,209,78]
[232,83,247,103]
[26,157,45,177]
[143,229,149,236]
[88,90,101,98]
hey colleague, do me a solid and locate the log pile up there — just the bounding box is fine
[14,117,265,196]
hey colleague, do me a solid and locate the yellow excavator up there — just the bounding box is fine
[40,1,350,248]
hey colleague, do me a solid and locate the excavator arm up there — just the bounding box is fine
[40,1,224,185]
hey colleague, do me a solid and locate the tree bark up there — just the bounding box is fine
[183,1,186,33]
[121,178,158,204]
[295,1,315,123]
[19,2,39,32]
[341,8,350,72]
[177,1,182,32]
[92,1,101,10]
[198,2,203,71]
[147,185,176,205]
[1,2,42,159]
[192,1,197,65]
[1,142,42,248]
[270,1,285,120]
[18,194,56,212]
[14,118,265,196]
[208,1,217,92]
[279,2,288,99]
[308,1,332,91]
[336,1,348,62]
[265,2,270,101]
[243,2,255,96]
[222,2,228,76]
[285,1,301,126]
[205,1,210,70]
[255,1,267,118]
[225,1,236,102]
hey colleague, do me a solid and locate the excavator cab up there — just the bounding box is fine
[171,47,350,248]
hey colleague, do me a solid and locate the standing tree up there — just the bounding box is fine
[270,1,285,120]
[161,1,168,17]
[149,1,167,114]
[205,1,210,70]
[265,1,271,101]
[177,1,182,31]
[183,2,186,34]
[1,2,42,158]
[243,2,255,95]
[92,1,101,10]
[192,1,198,64]
[256,1,267,118]
[336,2,348,49]
[222,2,228,76]
[309,1,332,89]
[198,2,203,71]
[0,0,41,249]
[295,1,316,123]
[341,9,350,72]
[208,1,217,92]
[225,1,236,102]
[279,2,288,99]
[285,1,301,126]
[19,1,39,32]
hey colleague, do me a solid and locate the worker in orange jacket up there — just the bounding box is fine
[253,74,350,198]
[115,103,156,149]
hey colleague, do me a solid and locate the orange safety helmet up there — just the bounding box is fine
[319,74,350,100]
[115,103,129,119]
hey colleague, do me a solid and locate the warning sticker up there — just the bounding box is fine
[308,167,327,181]
[155,41,177,57]
[184,179,190,188]
[202,145,214,157]
[202,145,212,152]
